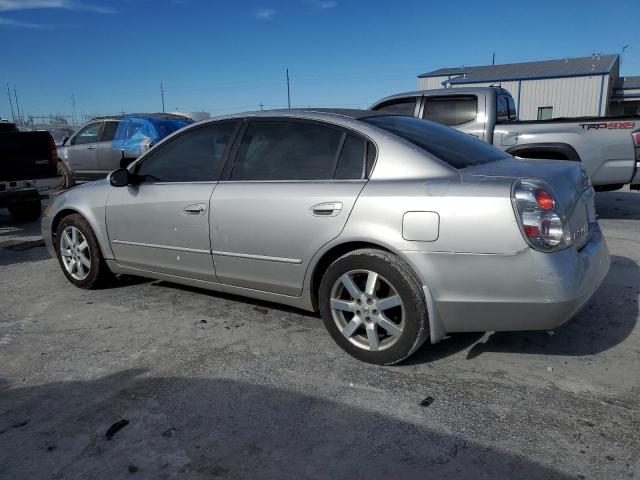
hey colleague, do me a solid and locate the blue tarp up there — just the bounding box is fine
[112,115,192,156]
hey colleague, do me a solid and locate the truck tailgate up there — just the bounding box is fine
[0,131,58,181]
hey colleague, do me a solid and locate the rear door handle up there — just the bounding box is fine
[310,202,343,217]
[184,203,207,214]
[87,145,96,150]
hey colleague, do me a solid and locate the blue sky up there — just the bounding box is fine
[1,0,639,120]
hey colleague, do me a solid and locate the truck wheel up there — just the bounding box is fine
[318,248,430,365]
[8,199,41,222]
[57,161,75,190]
[55,213,113,289]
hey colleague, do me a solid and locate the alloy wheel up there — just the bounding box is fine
[329,269,405,351]
[60,225,91,281]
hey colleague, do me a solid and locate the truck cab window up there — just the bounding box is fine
[371,98,417,116]
[423,95,477,126]
[496,95,510,122]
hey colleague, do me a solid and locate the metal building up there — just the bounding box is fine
[417,54,638,120]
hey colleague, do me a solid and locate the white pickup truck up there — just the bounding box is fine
[371,87,640,190]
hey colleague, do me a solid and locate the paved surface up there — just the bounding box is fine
[0,189,639,479]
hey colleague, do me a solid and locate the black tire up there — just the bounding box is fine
[8,199,41,222]
[318,248,430,365]
[57,161,75,190]
[55,213,113,289]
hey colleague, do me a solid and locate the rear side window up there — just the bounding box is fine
[372,98,417,116]
[231,121,343,181]
[496,95,511,121]
[334,134,365,179]
[422,95,477,126]
[362,115,510,169]
[136,121,238,182]
[101,121,119,142]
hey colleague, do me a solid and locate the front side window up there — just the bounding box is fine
[423,95,477,126]
[371,98,417,116]
[537,106,553,121]
[362,115,510,169]
[73,122,100,145]
[230,121,343,181]
[136,121,238,182]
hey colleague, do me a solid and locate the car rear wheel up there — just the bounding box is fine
[8,199,41,222]
[57,161,75,190]
[319,248,430,365]
[55,214,112,289]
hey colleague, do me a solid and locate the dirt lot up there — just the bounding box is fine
[1,189,639,480]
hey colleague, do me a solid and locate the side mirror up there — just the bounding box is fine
[109,168,132,187]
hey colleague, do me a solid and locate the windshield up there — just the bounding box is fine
[362,115,511,169]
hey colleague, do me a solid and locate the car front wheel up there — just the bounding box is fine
[55,214,112,289]
[319,248,430,365]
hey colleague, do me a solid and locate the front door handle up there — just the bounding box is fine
[310,202,343,217]
[183,203,207,215]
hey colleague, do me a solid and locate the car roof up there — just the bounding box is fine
[89,113,191,122]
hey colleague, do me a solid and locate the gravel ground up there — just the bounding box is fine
[0,189,639,480]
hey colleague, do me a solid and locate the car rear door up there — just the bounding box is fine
[105,121,240,280]
[210,119,370,296]
[65,121,101,177]
[97,120,121,173]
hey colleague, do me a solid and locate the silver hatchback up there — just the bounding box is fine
[42,110,610,364]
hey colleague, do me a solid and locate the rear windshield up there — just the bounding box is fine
[361,115,511,169]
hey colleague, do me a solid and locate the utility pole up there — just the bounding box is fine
[492,52,495,65]
[13,85,21,126]
[71,93,77,126]
[259,102,264,111]
[286,68,291,109]
[160,82,166,113]
[621,45,629,61]
[6,83,15,122]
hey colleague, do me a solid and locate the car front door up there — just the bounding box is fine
[105,121,240,281]
[66,121,101,178]
[211,119,370,296]
[97,120,121,173]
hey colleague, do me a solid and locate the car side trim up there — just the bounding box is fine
[211,250,303,264]
[111,239,210,254]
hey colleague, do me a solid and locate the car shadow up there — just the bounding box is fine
[463,255,638,360]
[0,205,50,267]
[0,370,573,479]
[152,280,319,319]
[595,190,640,220]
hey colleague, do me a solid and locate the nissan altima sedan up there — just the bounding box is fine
[42,109,610,364]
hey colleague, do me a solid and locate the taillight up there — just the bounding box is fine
[512,179,569,252]
[632,131,640,161]
[49,135,59,165]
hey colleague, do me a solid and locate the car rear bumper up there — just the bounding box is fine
[402,225,610,336]
[0,177,61,207]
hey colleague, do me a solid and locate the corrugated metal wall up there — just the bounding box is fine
[417,75,609,120]
[418,76,449,90]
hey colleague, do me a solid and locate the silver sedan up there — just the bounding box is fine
[42,110,610,364]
